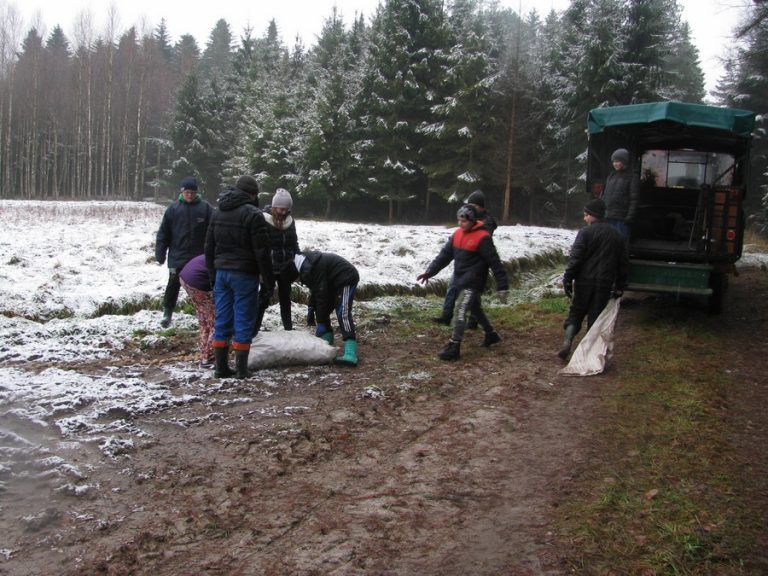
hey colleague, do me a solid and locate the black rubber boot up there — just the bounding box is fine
[482,330,501,347]
[558,325,578,360]
[214,346,233,378]
[235,349,251,379]
[432,314,451,326]
[438,340,461,361]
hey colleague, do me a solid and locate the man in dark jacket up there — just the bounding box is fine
[204,175,273,378]
[155,176,213,327]
[418,204,509,361]
[602,148,639,239]
[559,198,629,360]
[433,189,498,326]
[283,251,360,366]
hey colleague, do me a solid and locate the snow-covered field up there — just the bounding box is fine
[0,199,576,491]
[1,199,765,495]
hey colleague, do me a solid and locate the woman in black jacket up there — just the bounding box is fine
[255,188,300,332]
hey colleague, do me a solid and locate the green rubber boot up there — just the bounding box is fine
[334,339,358,366]
[320,331,334,345]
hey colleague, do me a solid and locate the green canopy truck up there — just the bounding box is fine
[586,101,756,312]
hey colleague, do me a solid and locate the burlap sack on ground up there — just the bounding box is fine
[248,330,337,368]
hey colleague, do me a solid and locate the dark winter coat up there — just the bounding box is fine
[563,221,629,289]
[425,221,508,292]
[155,194,213,269]
[264,213,300,273]
[297,251,359,324]
[602,168,639,222]
[204,187,273,281]
[479,211,497,235]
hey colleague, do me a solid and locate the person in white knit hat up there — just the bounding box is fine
[255,188,301,333]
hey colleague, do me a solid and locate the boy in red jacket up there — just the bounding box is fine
[417,204,509,361]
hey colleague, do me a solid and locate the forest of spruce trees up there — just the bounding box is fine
[0,0,766,226]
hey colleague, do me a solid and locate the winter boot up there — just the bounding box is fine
[320,331,334,345]
[213,343,233,378]
[438,339,461,361]
[160,308,173,328]
[558,324,578,360]
[334,339,358,366]
[482,330,501,347]
[234,346,252,379]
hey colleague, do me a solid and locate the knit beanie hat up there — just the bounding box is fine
[457,204,478,222]
[236,175,260,196]
[272,188,293,210]
[180,176,198,191]
[584,198,606,219]
[466,189,485,208]
[611,148,630,164]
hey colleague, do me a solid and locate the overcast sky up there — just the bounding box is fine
[18,0,749,95]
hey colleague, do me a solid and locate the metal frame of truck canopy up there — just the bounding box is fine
[585,101,756,311]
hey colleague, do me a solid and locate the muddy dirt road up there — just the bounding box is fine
[2,267,767,575]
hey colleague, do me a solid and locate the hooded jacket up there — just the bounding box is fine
[204,187,273,281]
[296,251,359,324]
[425,221,508,292]
[155,194,213,269]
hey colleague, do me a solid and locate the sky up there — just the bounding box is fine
[16,0,749,95]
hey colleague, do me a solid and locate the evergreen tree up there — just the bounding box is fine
[154,19,173,64]
[302,7,366,216]
[722,6,768,219]
[234,20,307,194]
[660,20,705,102]
[200,19,234,83]
[420,0,493,210]
[170,72,205,184]
[356,0,449,222]
[173,34,200,78]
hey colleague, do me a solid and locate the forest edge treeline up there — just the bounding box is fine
[0,0,767,228]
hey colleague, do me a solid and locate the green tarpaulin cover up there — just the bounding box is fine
[588,101,755,137]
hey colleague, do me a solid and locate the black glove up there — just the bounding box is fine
[611,289,624,299]
[563,281,573,299]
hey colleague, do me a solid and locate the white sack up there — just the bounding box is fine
[558,297,621,377]
[248,330,337,369]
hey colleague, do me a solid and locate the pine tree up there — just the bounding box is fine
[722,7,768,219]
[302,7,366,217]
[420,0,493,211]
[200,19,234,83]
[229,20,308,195]
[660,20,705,102]
[356,0,449,222]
